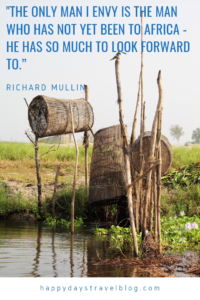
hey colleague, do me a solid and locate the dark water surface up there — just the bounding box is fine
[0,220,137,277]
[0,220,198,277]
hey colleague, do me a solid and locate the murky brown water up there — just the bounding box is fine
[0,220,198,277]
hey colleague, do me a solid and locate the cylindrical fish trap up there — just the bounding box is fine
[89,125,126,206]
[131,131,173,175]
[28,95,94,137]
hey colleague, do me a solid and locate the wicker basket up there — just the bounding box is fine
[28,95,94,137]
[131,131,173,175]
[89,125,126,206]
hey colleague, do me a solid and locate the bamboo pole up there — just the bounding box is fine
[114,56,138,257]
[155,71,163,245]
[130,72,141,231]
[143,101,146,133]
[154,169,157,240]
[35,136,43,216]
[142,111,158,239]
[140,12,144,166]
[84,85,89,193]
[52,164,61,218]
[149,173,154,231]
[139,12,145,233]
[70,103,79,234]
[130,73,141,146]
[157,109,163,253]
[142,71,164,239]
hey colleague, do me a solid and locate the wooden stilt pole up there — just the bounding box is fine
[114,56,139,257]
[143,101,146,133]
[142,111,158,240]
[139,12,145,234]
[149,172,154,231]
[142,71,164,239]
[130,73,141,146]
[130,73,141,232]
[154,169,158,241]
[84,85,89,193]
[155,71,164,246]
[52,164,61,218]
[70,103,79,234]
[35,136,43,217]
[157,109,163,253]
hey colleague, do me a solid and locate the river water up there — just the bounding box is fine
[0,220,198,277]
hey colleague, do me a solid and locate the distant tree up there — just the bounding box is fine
[170,125,184,145]
[192,128,200,144]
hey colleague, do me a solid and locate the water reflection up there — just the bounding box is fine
[52,229,58,277]
[81,239,86,277]
[70,234,74,277]
[32,222,42,277]
[0,220,198,277]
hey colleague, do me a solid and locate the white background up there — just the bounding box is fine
[0,0,199,145]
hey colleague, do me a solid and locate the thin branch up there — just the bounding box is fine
[28,155,36,160]
[24,98,29,109]
[40,148,56,157]
[25,131,36,145]
[24,98,37,120]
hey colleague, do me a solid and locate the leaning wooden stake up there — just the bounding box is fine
[154,169,158,241]
[35,136,43,216]
[149,173,154,231]
[140,12,144,163]
[130,72,141,231]
[114,55,138,257]
[139,12,145,232]
[142,111,158,239]
[157,72,163,251]
[52,164,61,218]
[143,101,146,133]
[142,71,164,240]
[83,85,89,193]
[130,73,141,146]
[70,103,79,234]
[157,109,163,254]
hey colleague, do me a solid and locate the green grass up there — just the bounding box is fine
[0,142,93,164]
[172,146,200,169]
[1,142,199,170]
[0,182,102,221]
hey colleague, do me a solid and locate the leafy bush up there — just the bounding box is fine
[161,185,200,217]
[0,182,38,217]
[161,214,200,250]
[162,164,200,188]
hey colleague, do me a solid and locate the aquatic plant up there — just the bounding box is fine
[95,215,200,254]
[45,216,84,227]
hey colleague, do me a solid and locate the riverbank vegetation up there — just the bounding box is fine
[0,142,200,244]
[95,214,200,254]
